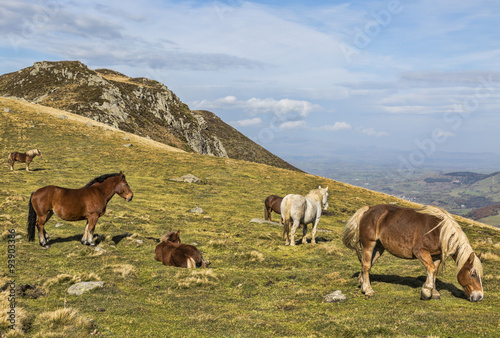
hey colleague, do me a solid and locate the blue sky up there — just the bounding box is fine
[1,0,500,168]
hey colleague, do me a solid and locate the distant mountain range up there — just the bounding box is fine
[0,60,299,172]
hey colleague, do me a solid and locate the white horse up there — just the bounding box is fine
[281,186,329,246]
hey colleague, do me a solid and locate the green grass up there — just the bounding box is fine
[1,97,500,337]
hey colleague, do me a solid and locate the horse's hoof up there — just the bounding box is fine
[41,245,50,249]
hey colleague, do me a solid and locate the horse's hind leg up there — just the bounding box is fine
[36,213,52,248]
[289,219,301,246]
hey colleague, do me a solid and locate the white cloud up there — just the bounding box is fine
[358,127,388,137]
[321,122,352,131]
[279,120,307,130]
[230,117,262,127]
[190,96,321,118]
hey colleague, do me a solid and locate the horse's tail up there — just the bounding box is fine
[264,199,268,220]
[27,192,37,241]
[186,257,196,269]
[343,206,370,260]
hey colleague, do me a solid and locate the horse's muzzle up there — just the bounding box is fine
[127,194,133,202]
[469,291,483,302]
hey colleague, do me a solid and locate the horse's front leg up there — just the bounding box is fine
[81,215,98,246]
[414,250,438,300]
[302,223,308,244]
[431,259,441,299]
[360,241,376,297]
[310,216,320,244]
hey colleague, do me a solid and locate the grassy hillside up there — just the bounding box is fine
[1,97,500,337]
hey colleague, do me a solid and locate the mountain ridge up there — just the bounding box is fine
[0,60,300,172]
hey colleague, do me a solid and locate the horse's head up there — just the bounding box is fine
[117,172,134,202]
[319,186,329,211]
[161,230,181,243]
[457,252,483,302]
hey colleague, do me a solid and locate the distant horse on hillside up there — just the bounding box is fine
[155,230,210,268]
[343,204,484,302]
[27,172,133,248]
[264,195,283,223]
[281,186,329,245]
[9,149,42,171]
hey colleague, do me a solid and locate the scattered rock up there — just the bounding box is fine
[324,290,347,303]
[135,239,143,245]
[170,174,201,183]
[67,281,105,296]
[58,115,68,120]
[55,222,64,227]
[123,143,133,147]
[94,246,107,253]
[250,218,280,225]
[4,108,11,112]
[190,206,203,214]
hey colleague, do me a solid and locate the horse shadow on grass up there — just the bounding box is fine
[48,233,109,246]
[352,272,467,300]
[293,236,331,245]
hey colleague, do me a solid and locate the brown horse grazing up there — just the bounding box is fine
[8,149,42,171]
[264,195,283,223]
[155,230,209,268]
[27,172,133,248]
[343,204,484,302]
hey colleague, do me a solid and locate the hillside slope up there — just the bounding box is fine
[1,97,499,337]
[0,60,299,171]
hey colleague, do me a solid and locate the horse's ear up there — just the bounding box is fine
[477,253,482,260]
[325,186,329,191]
[177,230,181,235]
[467,252,475,264]
[318,185,322,189]
[119,171,124,176]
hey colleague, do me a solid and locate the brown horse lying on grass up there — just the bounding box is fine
[264,195,283,223]
[155,230,209,268]
[9,149,42,171]
[343,204,484,302]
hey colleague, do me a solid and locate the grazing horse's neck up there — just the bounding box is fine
[92,177,120,201]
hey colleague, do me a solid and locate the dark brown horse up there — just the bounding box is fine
[343,204,483,302]
[27,172,133,248]
[8,149,42,171]
[264,195,283,223]
[155,230,209,268]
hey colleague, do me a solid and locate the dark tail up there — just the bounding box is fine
[27,192,36,241]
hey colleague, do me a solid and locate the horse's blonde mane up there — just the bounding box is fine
[26,149,40,156]
[418,205,483,276]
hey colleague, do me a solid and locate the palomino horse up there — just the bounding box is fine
[155,230,209,268]
[27,172,133,248]
[281,186,329,246]
[9,149,42,171]
[264,195,283,223]
[343,204,483,302]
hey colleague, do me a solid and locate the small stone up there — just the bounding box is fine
[190,206,203,214]
[324,290,347,303]
[67,281,105,296]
